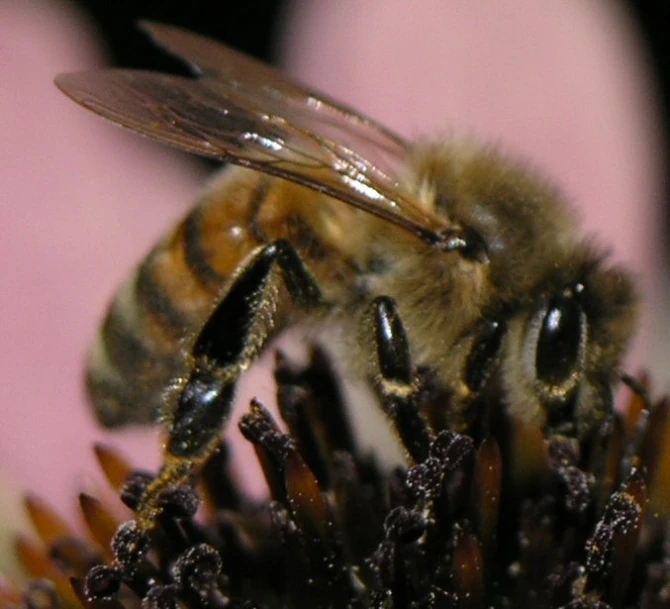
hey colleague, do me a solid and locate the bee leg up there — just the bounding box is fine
[136,240,322,529]
[367,296,431,463]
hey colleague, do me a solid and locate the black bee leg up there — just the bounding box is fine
[136,240,322,530]
[367,296,431,462]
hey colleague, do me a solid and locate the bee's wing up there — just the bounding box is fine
[55,47,446,244]
[139,21,407,165]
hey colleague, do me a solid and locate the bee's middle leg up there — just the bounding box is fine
[137,240,322,528]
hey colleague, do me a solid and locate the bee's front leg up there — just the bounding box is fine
[366,296,432,463]
[137,240,322,530]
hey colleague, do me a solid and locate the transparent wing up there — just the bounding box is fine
[139,20,407,172]
[55,30,448,244]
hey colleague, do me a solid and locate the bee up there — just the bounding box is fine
[56,22,637,527]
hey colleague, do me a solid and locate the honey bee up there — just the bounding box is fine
[56,22,637,527]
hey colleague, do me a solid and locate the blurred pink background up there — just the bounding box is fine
[0,0,665,570]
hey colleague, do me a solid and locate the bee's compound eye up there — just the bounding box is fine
[535,294,586,386]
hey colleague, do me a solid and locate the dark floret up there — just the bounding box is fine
[3,349,670,609]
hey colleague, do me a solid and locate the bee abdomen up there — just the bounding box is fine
[86,252,210,426]
[86,169,349,428]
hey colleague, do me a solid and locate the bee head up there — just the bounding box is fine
[464,257,638,438]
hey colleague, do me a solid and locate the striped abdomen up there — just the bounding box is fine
[86,167,358,427]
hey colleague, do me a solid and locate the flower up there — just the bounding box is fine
[2,347,669,609]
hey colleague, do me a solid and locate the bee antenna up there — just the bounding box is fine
[435,228,489,263]
[620,373,652,412]
[619,372,653,480]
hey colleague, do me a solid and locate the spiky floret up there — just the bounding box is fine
[2,352,669,609]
